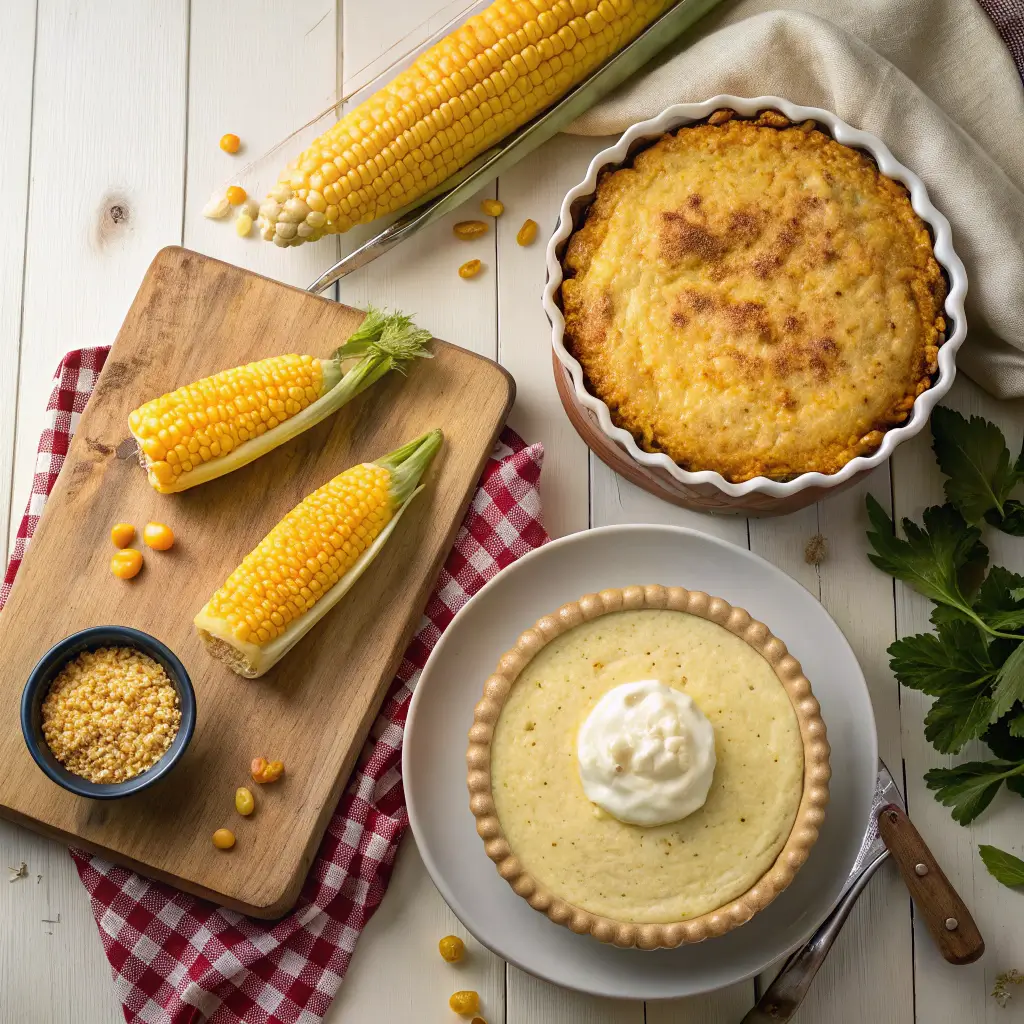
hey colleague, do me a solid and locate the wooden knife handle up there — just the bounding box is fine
[877,803,984,965]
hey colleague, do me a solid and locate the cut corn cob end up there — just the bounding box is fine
[194,429,443,678]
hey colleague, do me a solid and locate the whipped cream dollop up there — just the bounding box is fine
[577,680,716,826]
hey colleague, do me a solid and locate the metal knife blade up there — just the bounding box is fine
[740,759,900,1024]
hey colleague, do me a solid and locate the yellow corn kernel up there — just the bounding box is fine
[130,354,327,490]
[251,757,285,783]
[235,787,255,816]
[259,0,674,246]
[458,259,483,279]
[449,991,480,1016]
[203,462,393,648]
[516,218,538,246]
[453,220,488,240]
[143,522,175,551]
[226,185,247,205]
[110,549,143,580]
[212,828,236,850]
[110,522,135,548]
[438,935,465,962]
[480,198,504,217]
[219,133,241,154]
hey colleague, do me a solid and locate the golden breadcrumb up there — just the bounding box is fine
[561,111,946,482]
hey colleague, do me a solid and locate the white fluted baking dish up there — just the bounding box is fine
[543,95,967,516]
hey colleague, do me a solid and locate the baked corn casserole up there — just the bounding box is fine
[560,110,947,482]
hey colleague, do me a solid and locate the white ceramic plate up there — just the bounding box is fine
[404,525,877,999]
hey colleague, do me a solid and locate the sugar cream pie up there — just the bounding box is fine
[467,586,830,949]
[560,109,947,483]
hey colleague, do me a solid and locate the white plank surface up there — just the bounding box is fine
[1,1,1021,1022]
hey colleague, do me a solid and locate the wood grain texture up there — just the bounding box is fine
[0,247,513,917]
[894,376,1024,1022]
[877,803,984,965]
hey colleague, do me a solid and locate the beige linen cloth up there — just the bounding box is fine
[565,0,1024,400]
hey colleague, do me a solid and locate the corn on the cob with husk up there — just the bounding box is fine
[259,0,673,246]
[195,429,443,678]
[129,309,432,493]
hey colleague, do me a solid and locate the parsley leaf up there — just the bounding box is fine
[866,496,988,622]
[931,407,1022,523]
[979,845,1024,888]
[925,760,1024,824]
[888,621,996,752]
[1011,714,1024,739]
[991,499,1024,537]
[991,641,1024,723]
[974,566,1024,633]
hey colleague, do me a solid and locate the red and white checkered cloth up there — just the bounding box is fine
[2,347,547,1024]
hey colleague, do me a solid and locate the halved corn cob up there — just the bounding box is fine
[129,309,432,493]
[195,429,443,678]
[259,0,673,246]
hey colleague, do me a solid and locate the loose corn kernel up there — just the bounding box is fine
[458,259,482,279]
[439,935,465,962]
[143,522,175,551]
[251,757,285,783]
[202,192,232,219]
[226,185,247,205]
[111,549,143,580]
[213,828,236,850]
[110,522,135,548]
[235,213,253,237]
[449,991,480,1015]
[40,647,181,783]
[453,220,488,240]
[480,198,504,217]
[219,133,241,154]
[235,787,255,816]
[516,218,538,246]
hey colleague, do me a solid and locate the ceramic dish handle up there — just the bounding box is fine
[876,803,984,965]
[740,852,888,1024]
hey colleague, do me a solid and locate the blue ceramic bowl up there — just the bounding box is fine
[21,626,196,799]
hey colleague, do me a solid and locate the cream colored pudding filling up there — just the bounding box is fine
[490,610,804,924]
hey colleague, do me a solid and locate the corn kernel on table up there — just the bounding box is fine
[1,2,1022,1022]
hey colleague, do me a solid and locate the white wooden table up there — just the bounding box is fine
[2,3,1022,1022]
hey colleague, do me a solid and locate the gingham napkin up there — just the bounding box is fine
[2,348,547,1024]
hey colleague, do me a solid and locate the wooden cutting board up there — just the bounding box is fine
[0,247,514,917]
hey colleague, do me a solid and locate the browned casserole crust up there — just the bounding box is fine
[560,110,947,483]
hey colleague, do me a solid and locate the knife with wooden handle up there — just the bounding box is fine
[741,760,983,1024]
[876,803,984,965]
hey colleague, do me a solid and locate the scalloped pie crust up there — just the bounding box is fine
[467,585,830,949]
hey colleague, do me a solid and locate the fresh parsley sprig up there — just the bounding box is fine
[932,406,1024,535]
[865,406,1024,889]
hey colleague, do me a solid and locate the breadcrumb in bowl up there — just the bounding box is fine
[21,626,196,799]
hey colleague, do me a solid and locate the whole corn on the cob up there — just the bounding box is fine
[195,429,443,678]
[129,308,432,493]
[259,0,673,246]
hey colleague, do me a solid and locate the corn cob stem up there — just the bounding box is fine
[194,429,443,678]
[130,308,432,493]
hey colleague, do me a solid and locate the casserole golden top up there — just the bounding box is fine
[560,112,946,482]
